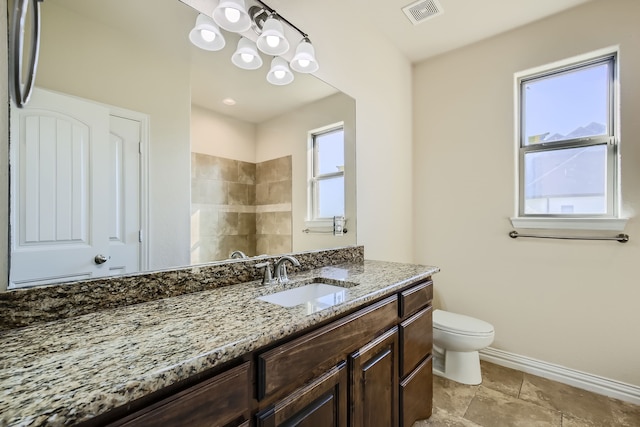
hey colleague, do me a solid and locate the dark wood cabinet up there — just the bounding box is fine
[400,356,433,427]
[400,306,433,378]
[255,362,348,427]
[398,280,434,427]
[109,362,251,427]
[101,277,434,427]
[349,327,399,427]
[258,296,397,401]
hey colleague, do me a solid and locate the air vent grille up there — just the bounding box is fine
[402,0,444,25]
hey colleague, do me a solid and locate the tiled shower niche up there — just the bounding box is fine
[191,154,292,263]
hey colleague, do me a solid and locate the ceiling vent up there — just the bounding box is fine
[402,0,444,25]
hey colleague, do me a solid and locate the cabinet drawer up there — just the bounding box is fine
[258,296,398,400]
[399,306,432,378]
[112,362,251,427]
[256,362,348,427]
[400,356,433,427]
[398,280,433,319]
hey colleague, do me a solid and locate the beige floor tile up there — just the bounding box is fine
[479,361,524,398]
[519,374,620,425]
[433,374,479,417]
[412,407,482,427]
[561,414,604,427]
[609,398,640,426]
[464,386,562,427]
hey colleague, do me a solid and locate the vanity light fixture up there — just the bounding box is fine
[266,56,294,85]
[256,13,289,56]
[231,37,263,70]
[189,0,318,86]
[213,0,252,32]
[189,14,226,51]
[290,37,319,73]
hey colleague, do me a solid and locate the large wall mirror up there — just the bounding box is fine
[7,0,356,289]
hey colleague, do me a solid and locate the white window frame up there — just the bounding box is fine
[511,47,627,231]
[306,122,345,227]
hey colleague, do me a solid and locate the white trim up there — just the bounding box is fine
[306,121,345,222]
[510,217,628,231]
[480,347,640,405]
[109,106,150,272]
[513,46,622,220]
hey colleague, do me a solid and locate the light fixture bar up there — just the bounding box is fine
[253,0,308,39]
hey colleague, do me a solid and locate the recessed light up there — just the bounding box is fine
[223,98,237,106]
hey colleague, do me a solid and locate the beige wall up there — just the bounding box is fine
[191,105,256,163]
[256,92,357,252]
[1,0,414,289]
[191,93,356,254]
[413,0,640,386]
[273,1,414,262]
[34,2,192,272]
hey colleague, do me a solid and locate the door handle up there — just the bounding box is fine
[9,0,43,108]
[94,254,108,265]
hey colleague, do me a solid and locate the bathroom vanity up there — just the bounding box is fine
[0,258,438,427]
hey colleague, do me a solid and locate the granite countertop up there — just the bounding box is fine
[0,260,439,427]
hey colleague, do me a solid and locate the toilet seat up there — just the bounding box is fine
[433,309,494,337]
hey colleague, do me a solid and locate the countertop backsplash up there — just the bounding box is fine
[0,245,364,331]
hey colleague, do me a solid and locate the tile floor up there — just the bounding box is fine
[413,361,640,427]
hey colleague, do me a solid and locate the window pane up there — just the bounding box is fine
[317,176,344,218]
[316,129,344,175]
[523,145,607,214]
[523,62,610,145]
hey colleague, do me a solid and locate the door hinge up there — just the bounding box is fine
[138,230,143,243]
[138,142,142,154]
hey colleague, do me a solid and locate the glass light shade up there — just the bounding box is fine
[231,37,263,70]
[213,0,251,32]
[290,39,319,73]
[256,16,289,56]
[189,14,225,51]
[267,57,294,85]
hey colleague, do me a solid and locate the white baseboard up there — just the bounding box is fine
[480,347,640,406]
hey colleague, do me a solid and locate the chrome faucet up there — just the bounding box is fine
[274,255,301,283]
[255,261,274,285]
[229,250,248,259]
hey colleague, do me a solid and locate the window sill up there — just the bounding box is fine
[509,217,628,231]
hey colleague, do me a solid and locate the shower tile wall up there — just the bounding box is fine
[191,153,292,263]
[256,156,292,256]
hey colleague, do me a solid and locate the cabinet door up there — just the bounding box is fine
[258,296,397,401]
[111,362,251,427]
[349,327,399,427]
[256,362,348,427]
[400,356,433,427]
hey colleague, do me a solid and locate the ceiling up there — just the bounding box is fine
[266,0,593,63]
[373,0,594,62]
[52,0,594,122]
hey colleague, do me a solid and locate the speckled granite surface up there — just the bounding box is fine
[0,246,364,331]
[0,260,438,427]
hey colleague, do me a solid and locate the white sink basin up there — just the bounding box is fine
[257,283,349,313]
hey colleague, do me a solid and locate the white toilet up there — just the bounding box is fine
[432,309,495,385]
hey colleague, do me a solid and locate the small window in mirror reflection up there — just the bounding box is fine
[308,124,345,220]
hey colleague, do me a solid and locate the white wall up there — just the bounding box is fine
[256,93,357,252]
[191,105,256,162]
[413,0,640,386]
[0,1,193,285]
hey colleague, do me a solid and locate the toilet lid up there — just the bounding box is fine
[433,309,494,337]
